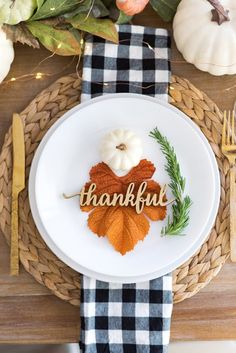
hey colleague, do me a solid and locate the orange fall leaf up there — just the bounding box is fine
[81,159,166,255]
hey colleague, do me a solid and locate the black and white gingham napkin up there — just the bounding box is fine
[80,25,172,353]
[81,25,170,101]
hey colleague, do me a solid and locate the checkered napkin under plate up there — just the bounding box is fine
[80,25,173,353]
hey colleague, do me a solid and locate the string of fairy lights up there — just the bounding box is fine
[1,36,236,92]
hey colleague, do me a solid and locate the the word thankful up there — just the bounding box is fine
[63,182,173,214]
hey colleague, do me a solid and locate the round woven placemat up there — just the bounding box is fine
[0,74,230,305]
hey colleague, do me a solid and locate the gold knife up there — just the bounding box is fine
[10,113,25,276]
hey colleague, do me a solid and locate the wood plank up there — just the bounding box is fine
[0,237,80,343]
[0,5,236,342]
[171,261,236,341]
[0,295,80,343]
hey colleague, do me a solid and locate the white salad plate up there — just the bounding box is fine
[29,93,220,283]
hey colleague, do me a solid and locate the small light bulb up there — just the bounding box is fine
[57,43,62,49]
[36,72,43,79]
[10,77,16,81]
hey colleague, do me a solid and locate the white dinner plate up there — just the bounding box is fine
[29,94,220,283]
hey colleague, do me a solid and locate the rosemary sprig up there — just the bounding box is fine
[149,128,192,236]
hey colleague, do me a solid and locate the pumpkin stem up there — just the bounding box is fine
[10,0,16,9]
[116,143,127,151]
[207,0,230,25]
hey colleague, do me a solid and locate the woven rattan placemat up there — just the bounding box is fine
[0,74,230,306]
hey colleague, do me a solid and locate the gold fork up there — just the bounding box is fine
[222,110,236,262]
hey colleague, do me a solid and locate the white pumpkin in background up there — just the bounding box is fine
[173,0,236,76]
[0,26,14,83]
[100,129,143,171]
[0,0,37,25]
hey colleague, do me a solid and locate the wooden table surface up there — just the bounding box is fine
[0,8,236,343]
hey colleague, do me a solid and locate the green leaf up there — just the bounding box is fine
[149,0,181,22]
[26,21,81,55]
[63,0,93,18]
[116,11,132,24]
[69,27,82,42]
[30,0,82,20]
[68,14,118,43]
[92,0,109,18]
[102,0,113,7]
[36,0,45,9]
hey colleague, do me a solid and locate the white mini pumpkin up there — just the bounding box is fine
[0,0,37,25]
[173,0,236,76]
[0,26,14,83]
[100,129,143,171]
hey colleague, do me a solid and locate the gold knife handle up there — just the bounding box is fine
[230,167,236,262]
[10,195,19,275]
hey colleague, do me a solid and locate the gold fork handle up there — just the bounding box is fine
[230,166,236,262]
[10,196,19,275]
